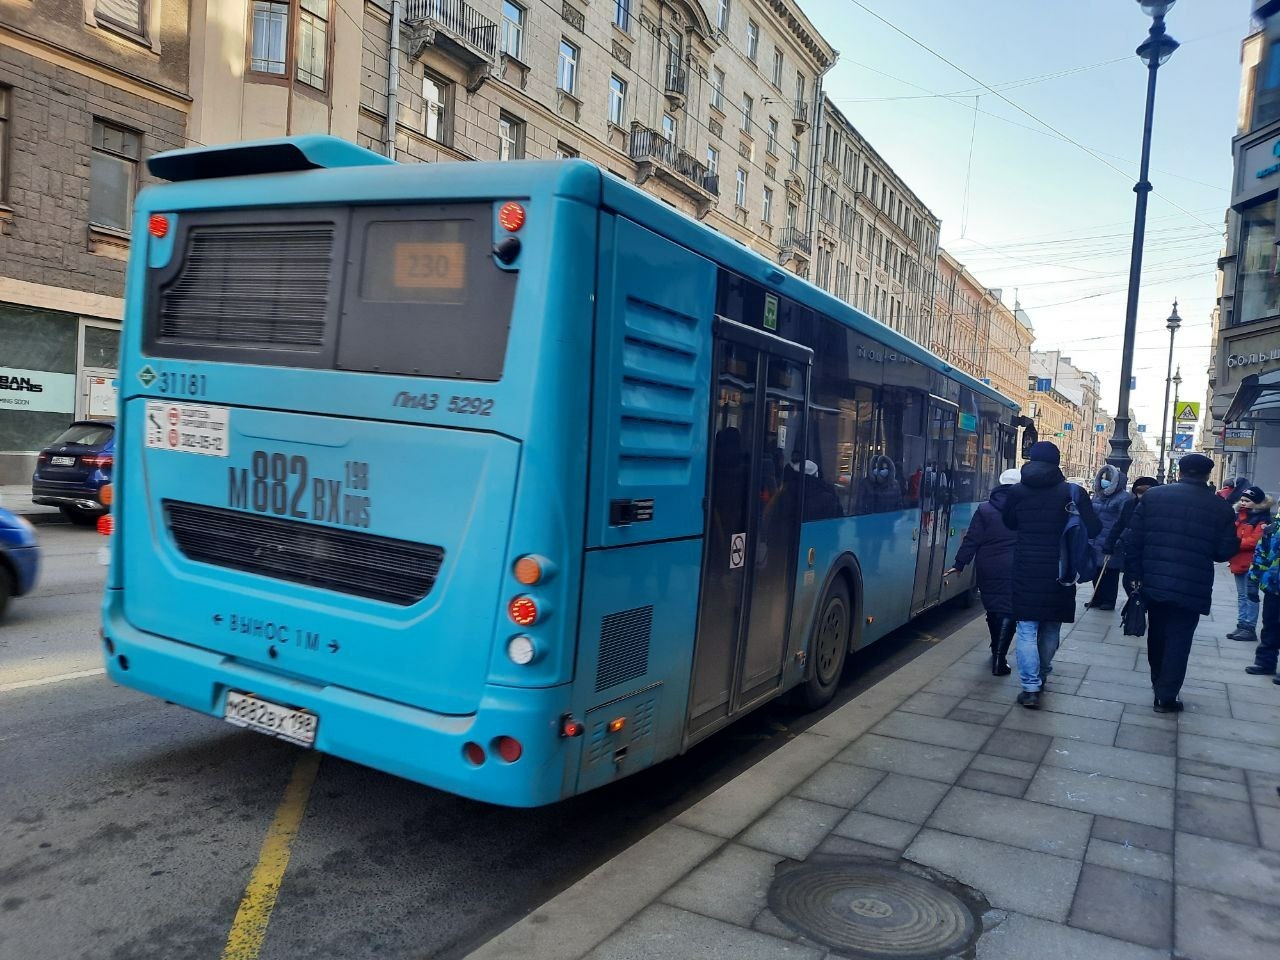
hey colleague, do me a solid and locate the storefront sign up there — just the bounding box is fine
[1220,326,1280,390]
[1224,427,1255,452]
[1235,132,1280,206]
[0,367,75,414]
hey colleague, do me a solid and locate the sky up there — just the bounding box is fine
[799,0,1245,448]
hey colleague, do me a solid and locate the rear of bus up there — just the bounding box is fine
[102,138,602,806]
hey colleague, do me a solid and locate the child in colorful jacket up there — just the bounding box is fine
[1245,518,1280,681]
[1228,487,1273,643]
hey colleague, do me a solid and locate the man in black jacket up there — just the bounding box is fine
[1002,441,1101,709]
[1124,454,1239,712]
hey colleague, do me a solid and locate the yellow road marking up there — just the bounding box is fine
[222,751,321,960]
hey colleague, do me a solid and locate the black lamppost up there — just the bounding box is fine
[1169,366,1183,480]
[1155,299,1182,483]
[1107,1,1180,475]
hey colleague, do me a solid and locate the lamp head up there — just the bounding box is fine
[1173,366,1182,386]
[1138,0,1176,17]
[1166,299,1181,332]
[1137,30,1179,67]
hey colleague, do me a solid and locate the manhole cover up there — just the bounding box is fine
[769,862,976,959]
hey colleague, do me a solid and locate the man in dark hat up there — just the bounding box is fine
[1124,453,1239,712]
[1002,441,1100,709]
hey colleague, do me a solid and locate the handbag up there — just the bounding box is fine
[1121,589,1147,637]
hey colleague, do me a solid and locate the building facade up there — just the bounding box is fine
[1209,0,1280,487]
[811,99,940,344]
[0,0,190,482]
[1028,350,1103,479]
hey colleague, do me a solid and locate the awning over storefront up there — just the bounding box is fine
[1225,369,1280,422]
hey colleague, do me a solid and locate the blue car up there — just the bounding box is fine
[31,420,115,525]
[0,503,39,620]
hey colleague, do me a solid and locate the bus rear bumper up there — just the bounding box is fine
[102,607,576,807]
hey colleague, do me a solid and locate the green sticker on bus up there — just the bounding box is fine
[763,293,778,331]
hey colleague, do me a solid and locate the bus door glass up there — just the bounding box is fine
[688,321,810,735]
[911,398,958,614]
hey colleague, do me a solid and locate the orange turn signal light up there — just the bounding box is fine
[100,483,114,506]
[607,717,626,734]
[514,555,543,585]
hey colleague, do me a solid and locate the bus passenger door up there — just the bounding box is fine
[687,318,811,740]
[911,399,958,615]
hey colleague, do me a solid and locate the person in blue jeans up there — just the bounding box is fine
[1245,517,1280,682]
[1001,442,1101,709]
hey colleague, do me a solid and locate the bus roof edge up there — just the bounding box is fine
[148,136,395,182]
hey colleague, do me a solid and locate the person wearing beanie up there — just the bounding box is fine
[1227,486,1274,643]
[1124,453,1239,712]
[1103,476,1158,601]
[1002,442,1101,709]
[947,467,1021,676]
[1086,464,1132,610]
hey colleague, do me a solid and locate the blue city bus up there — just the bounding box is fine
[102,136,1019,807]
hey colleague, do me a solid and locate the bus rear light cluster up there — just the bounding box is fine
[508,595,539,627]
[97,514,114,536]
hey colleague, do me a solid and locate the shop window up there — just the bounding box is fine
[1237,198,1280,325]
[90,120,141,232]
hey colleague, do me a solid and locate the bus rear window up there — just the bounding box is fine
[339,207,515,382]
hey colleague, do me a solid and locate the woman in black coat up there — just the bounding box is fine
[1001,442,1101,709]
[948,468,1020,676]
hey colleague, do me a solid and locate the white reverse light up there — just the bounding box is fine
[507,635,536,665]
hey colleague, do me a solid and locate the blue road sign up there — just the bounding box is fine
[1173,433,1194,451]
[1094,423,1106,433]
[1063,422,1074,431]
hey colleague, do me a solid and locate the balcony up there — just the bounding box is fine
[404,0,498,90]
[629,123,718,215]
[793,99,810,133]
[779,226,811,265]
[664,64,688,110]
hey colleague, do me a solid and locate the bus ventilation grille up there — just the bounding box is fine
[158,226,334,348]
[163,500,443,606]
[595,605,652,692]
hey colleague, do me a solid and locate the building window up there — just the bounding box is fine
[710,67,725,111]
[762,186,773,223]
[556,142,578,159]
[766,117,778,155]
[746,20,759,62]
[735,167,747,207]
[706,145,719,175]
[786,202,797,232]
[740,94,752,133]
[772,47,783,88]
[90,120,141,232]
[501,1,525,60]
[558,40,579,94]
[795,71,806,105]
[609,75,627,126]
[1237,198,1280,324]
[250,1,289,74]
[613,0,630,31]
[716,0,730,32]
[423,72,450,143]
[790,137,800,172]
[0,86,8,204]
[96,0,146,37]
[661,113,676,142]
[296,0,328,90]
[498,112,525,160]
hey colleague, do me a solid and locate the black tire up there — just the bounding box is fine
[61,505,102,526]
[799,580,851,710]
[0,567,12,622]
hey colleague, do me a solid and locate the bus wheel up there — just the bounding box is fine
[800,581,851,710]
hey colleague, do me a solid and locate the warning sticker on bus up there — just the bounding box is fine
[146,401,230,457]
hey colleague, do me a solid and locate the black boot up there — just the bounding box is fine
[992,619,1014,676]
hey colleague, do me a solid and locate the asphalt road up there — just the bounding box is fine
[0,523,979,960]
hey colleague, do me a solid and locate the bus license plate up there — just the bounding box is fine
[223,691,317,747]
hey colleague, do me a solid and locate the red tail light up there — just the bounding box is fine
[97,514,114,536]
[508,595,539,626]
[494,736,523,763]
[463,742,486,766]
[82,454,113,470]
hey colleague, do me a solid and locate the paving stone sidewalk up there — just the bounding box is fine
[471,569,1280,960]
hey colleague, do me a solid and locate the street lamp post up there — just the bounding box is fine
[1168,366,1183,481]
[1155,300,1182,483]
[1107,1,1180,475]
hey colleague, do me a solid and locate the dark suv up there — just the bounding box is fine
[31,421,116,525]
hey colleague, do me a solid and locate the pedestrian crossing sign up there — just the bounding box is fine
[1175,401,1200,422]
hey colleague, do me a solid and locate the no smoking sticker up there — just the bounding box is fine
[729,532,746,569]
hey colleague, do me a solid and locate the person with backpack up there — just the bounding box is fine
[1001,442,1101,710]
[1103,476,1159,601]
[1227,486,1273,643]
[1124,454,1239,712]
[1244,516,1280,682]
[1086,464,1132,610]
[947,468,1021,676]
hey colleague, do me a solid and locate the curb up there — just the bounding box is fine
[465,616,990,960]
